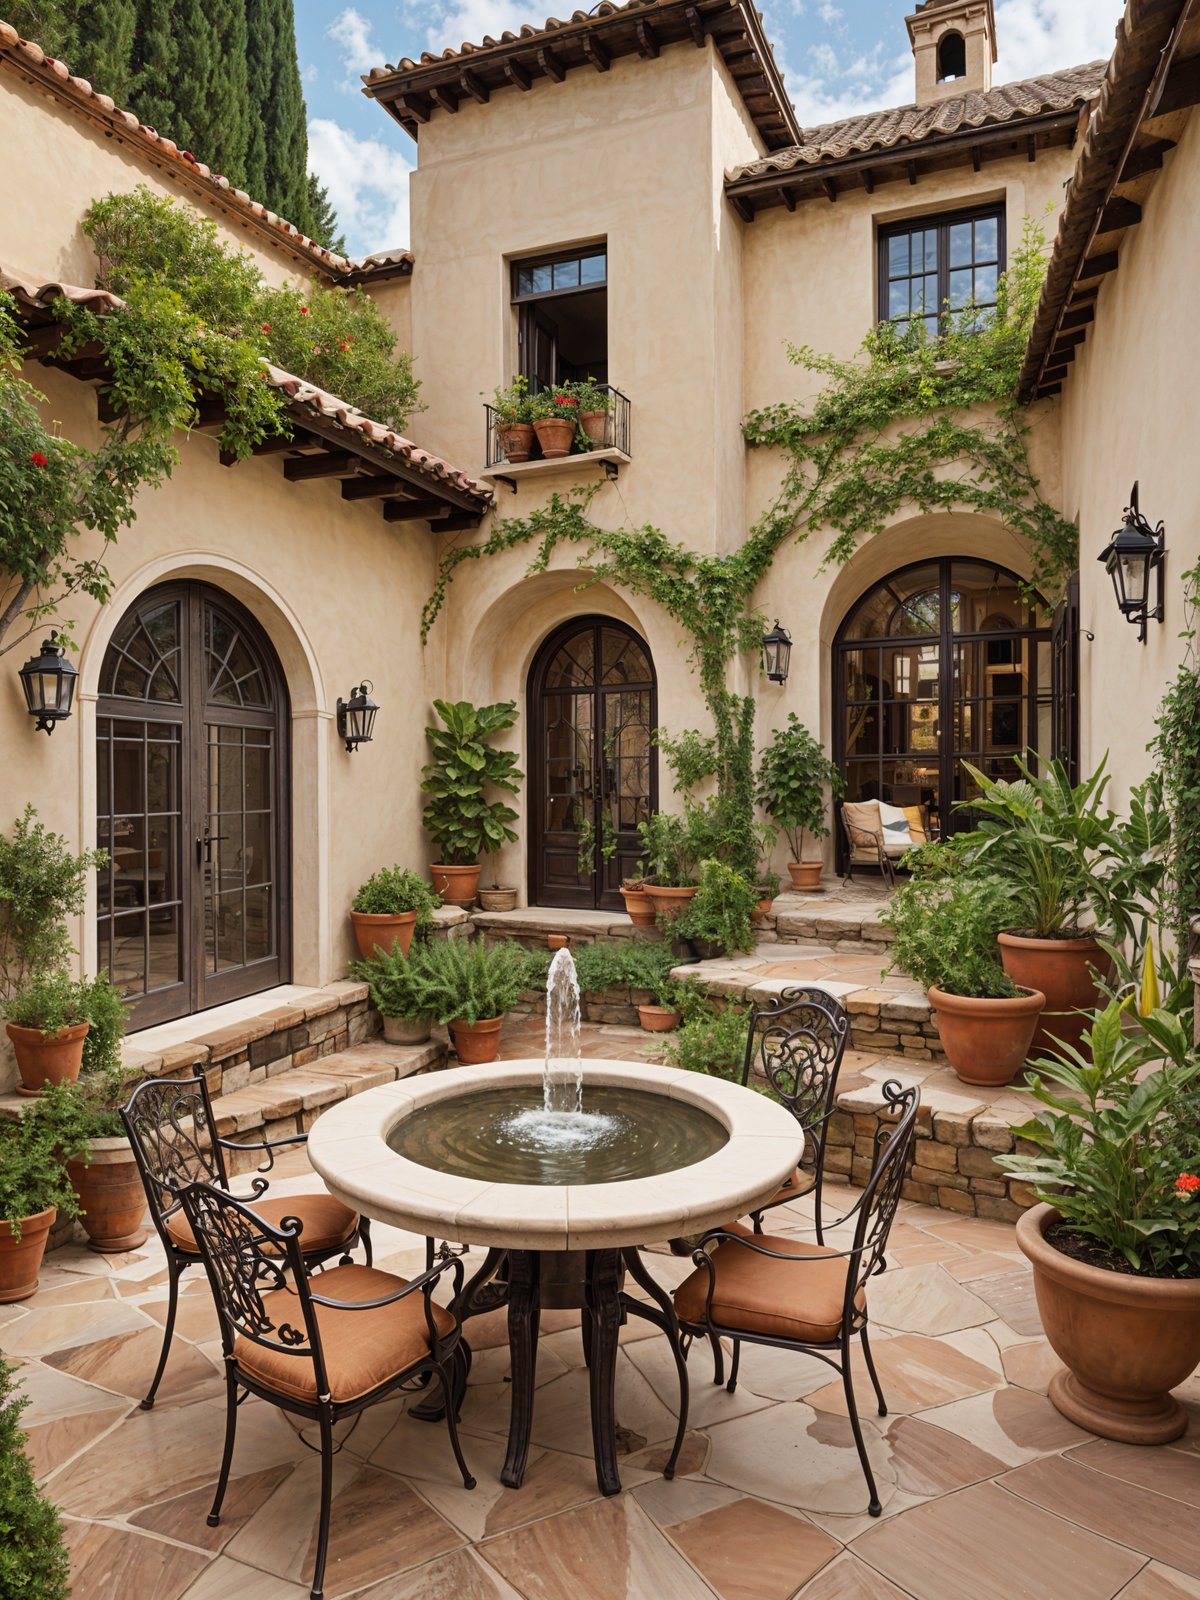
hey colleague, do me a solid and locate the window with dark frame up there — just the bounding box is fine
[878,206,1005,337]
[512,245,608,392]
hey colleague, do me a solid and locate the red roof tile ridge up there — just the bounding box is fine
[367,0,663,77]
[0,264,126,314]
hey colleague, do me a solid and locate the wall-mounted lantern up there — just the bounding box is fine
[761,620,792,684]
[1097,482,1166,644]
[336,681,379,753]
[19,632,78,734]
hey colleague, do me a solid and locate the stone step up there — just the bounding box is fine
[763,891,895,951]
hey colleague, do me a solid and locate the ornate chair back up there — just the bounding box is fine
[121,1076,230,1252]
[846,1080,920,1317]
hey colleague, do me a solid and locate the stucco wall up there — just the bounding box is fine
[1058,112,1200,806]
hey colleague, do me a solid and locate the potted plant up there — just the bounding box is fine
[350,866,441,961]
[350,943,435,1045]
[5,971,93,1097]
[422,699,522,909]
[754,866,782,920]
[881,841,1045,1086]
[960,759,1167,1057]
[637,811,700,921]
[490,375,535,462]
[401,937,528,1064]
[0,806,107,1008]
[572,377,612,449]
[0,1357,72,1597]
[755,715,844,892]
[530,386,578,459]
[0,1102,84,1301]
[672,859,759,959]
[1006,999,1200,1444]
[620,866,655,927]
[478,852,519,913]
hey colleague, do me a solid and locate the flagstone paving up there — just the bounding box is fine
[4,1057,1198,1599]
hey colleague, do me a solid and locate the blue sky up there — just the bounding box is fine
[295,0,1125,258]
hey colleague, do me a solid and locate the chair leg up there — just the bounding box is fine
[310,1404,335,1600]
[437,1361,476,1490]
[813,1171,826,1247]
[425,1234,435,1273]
[751,1210,764,1235]
[840,1346,882,1517]
[359,1217,373,1268]
[725,1338,741,1395]
[142,1253,183,1410]
[861,1326,887,1417]
[207,1368,240,1527]
[708,1329,725,1388]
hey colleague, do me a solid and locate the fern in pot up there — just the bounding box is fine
[350,942,435,1045]
[402,938,529,1063]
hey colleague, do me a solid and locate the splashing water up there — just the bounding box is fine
[543,945,582,1113]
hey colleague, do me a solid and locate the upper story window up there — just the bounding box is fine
[937,31,967,81]
[512,246,608,391]
[878,206,1004,337]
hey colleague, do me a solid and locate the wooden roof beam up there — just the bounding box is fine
[220,435,309,467]
[635,20,659,58]
[1149,53,1200,119]
[1097,197,1142,232]
[460,68,489,103]
[1117,138,1175,182]
[284,451,364,481]
[383,498,455,522]
[504,57,532,91]
[537,47,565,82]
[1059,304,1096,331]
[342,474,407,500]
[820,176,837,202]
[397,94,430,125]
[1076,252,1119,281]
[685,5,707,47]
[430,83,459,113]
[582,35,610,72]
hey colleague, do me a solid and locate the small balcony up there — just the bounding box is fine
[482,384,631,485]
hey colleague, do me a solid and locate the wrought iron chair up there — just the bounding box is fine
[180,1182,474,1600]
[737,986,850,1240]
[122,1075,371,1409]
[674,1081,920,1516]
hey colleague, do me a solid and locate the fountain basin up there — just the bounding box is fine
[307,1059,805,1252]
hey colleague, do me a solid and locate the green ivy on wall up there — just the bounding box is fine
[1150,556,1200,949]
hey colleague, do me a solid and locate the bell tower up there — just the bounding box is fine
[906,0,997,105]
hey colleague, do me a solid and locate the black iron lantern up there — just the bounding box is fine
[761,620,792,684]
[1097,482,1166,644]
[19,632,78,734]
[336,681,379,753]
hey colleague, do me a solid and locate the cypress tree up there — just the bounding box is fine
[171,0,250,181]
[245,0,308,225]
[306,174,347,256]
[127,0,179,138]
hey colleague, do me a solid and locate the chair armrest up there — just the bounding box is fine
[217,1130,308,1177]
[690,1228,866,1266]
[306,1248,465,1313]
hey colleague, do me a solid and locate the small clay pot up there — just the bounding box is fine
[0,1207,56,1302]
[431,863,481,910]
[478,887,518,912]
[7,1020,89,1097]
[927,984,1046,1086]
[382,1014,433,1045]
[580,409,608,447]
[643,883,698,923]
[67,1137,148,1253]
[350,909,418,961]
[547,933,570,951]
[449,1015,503,1064]
[532,415,576,459]
[787,861,823,892]
[753,890,774,920]
[638,1004,681,1033]
[997,932,1112,1059]
[497,421,535,463]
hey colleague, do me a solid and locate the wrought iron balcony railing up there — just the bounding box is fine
[484,384,631,470]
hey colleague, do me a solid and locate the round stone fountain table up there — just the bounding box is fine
[308,1059,804,1493]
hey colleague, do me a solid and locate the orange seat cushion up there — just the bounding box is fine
[233,1263,456,1404]
[674,1233,860,1344]
[166,1190,358,1257]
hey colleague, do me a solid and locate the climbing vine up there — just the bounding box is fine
[423,219,1076,852]
[1150,556,1200,949]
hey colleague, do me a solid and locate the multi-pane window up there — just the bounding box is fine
[512,246,608,390]
[878,207,1004,336]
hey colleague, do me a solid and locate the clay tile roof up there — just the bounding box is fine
[730,60,1107,180]
[0,267,123,317]
[0,19,357,276]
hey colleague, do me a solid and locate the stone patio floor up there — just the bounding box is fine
[4,1026,1199,1600]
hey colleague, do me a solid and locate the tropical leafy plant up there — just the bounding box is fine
[755,716,844,863]
[0,1105,85,1232]
[421,700,523,867]
[636,810,698,888]
[351,866,441,926]
[1003,1000,1200,1277]
[672,859,760,956]
[0,1358,70,1600]
[881,839,1017,998]
[397,937,529,1025]
[0,807,108,1004]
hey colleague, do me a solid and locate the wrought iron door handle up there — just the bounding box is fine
[196,832,228,866]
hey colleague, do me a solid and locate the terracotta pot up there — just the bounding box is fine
[643,883,698,923]
[998,932,1112,1059]
[547,933,570,951]
[382,1014,433,1045]
[497,421,534,463]
[927,985,1046,1086]
[753,891,774,920]
[1017,1204,1200,1444]
[0,1207,56,1302]
[478,887,518,912]
[532,415,576,458]
[787,861,823,892]
[67,1137,147,1253]
[580,409,608,447]
[620,887,657,927]
[449,1015,503,1064]
[638,1004,681,1033]
[351,909,418,961]
[6,1020,89,1098]
[430,863,481,910]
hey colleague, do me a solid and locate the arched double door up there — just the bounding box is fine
[96,582,290,1028]
[528,618,657,909]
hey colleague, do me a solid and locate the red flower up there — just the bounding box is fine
[1176,1173,1200,1196]
[338,339,350,352]
[261,322,271,333]
[553,393,577,407]
[30,451,48,468]
[300,306,310,316]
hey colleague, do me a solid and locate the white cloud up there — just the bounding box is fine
[307,118,413,257]
[327,7,379,88]
[992,0,1123,83]
[398,0,557,56]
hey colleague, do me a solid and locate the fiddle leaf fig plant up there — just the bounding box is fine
[755,716,844,864]
[421,699,523,867]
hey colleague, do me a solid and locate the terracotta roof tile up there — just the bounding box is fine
[367,0,654,75]
[0,268,123,317]
[730,61,1106,179]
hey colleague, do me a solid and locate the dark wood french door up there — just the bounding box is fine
[96,582,290,1028]
[529,618,656,910]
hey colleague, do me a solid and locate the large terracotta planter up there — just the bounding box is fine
[351,909,418,961]
[0,1207,56,1302]
[67,1137,148,1253]
[620,886,657,927]
[382,1014,433,1045]
[1017,1204,1200,1444]
[998,932,1112,1059]
[638,1004,681,1033]
[927,985,1046,1086]
[643,883,698,923]
[431,863,481,910]
[497,421,534,463]
[580,409,608,447]
[478,887,518,912]
[6,1020,89,1098]
[787,861,823,892]
[532,415,576,458]
[449,1015,503,1064]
